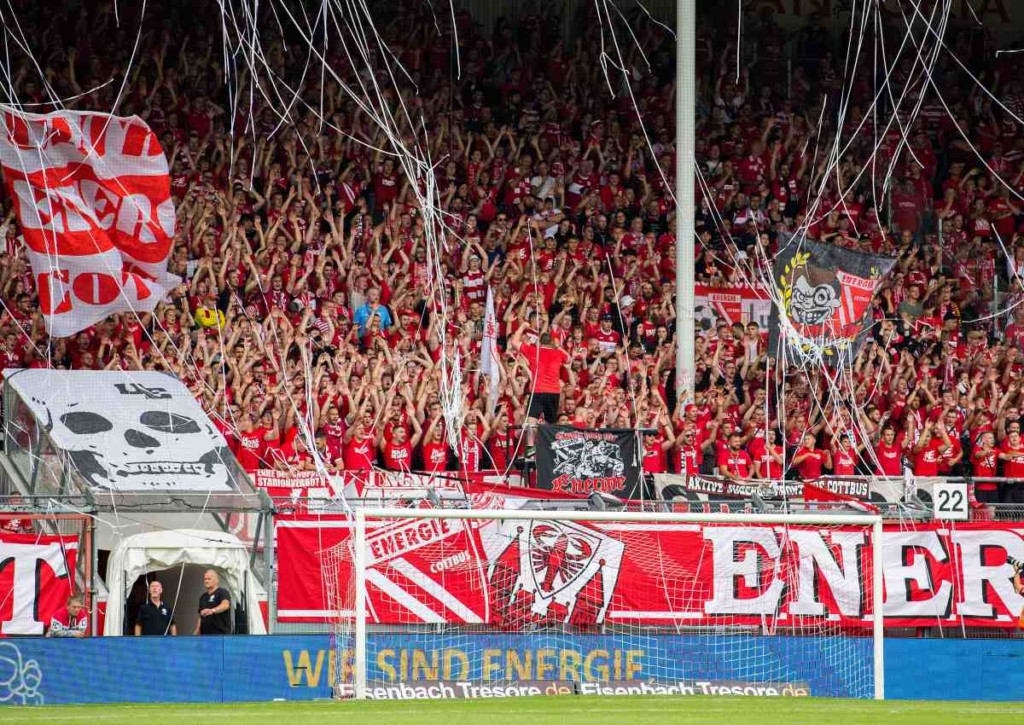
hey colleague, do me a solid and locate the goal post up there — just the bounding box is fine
[326,508,884,701]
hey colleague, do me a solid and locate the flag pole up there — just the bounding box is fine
[481,285,499,415]
[675,0,696,401]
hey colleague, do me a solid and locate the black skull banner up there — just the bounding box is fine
[769,236,896,365]
[535,426,642,499]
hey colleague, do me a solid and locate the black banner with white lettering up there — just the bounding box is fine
[665,474,804,501]
[535,426,642,499]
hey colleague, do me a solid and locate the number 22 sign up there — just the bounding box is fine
[933,482,969,521]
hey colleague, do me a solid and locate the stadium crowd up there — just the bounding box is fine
[0,1,1023,500]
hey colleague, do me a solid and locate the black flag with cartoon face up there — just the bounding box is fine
[769,236,896,365]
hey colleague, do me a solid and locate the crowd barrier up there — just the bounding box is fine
[257,469,1024,520]
[0,634,1019,705]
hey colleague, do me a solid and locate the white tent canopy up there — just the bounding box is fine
[103,529,266,636]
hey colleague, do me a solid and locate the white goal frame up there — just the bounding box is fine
[349,508,885,700]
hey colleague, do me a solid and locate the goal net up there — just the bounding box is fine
[322,509,883,700]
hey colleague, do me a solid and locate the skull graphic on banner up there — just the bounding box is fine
[7,370,236,493]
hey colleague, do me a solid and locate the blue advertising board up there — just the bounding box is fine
[0,635,1017,705]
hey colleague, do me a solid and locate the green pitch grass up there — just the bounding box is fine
[3,698,1022,725]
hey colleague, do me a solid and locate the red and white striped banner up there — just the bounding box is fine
[277,516,1024,630]
[835,270,876,329]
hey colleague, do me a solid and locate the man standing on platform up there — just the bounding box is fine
[510,321,570,425]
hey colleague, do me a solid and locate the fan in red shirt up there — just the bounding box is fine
[792,434,832,502]
[419,417,450,474]
[485,415,515,472]
[971,431,999,503]
[718,433,753,480]
[831,435,860,476]
[380,416,422,472]
[792,433,831,480]
[458,411,489,475]
[511,322,570,424]
[344,418,378,471]
[235,414,278,473]
[270,434,317,472]
[589,315,623,353]
[319,401,346,445]
[874,426,905,477]
[752,429,784,480]
[998,430,1024,503]
[912,421,951,476]
[674,427,702,477]
[47,595,87,638]
[373,158,400,209]
[641,427,673,474]
[937,410,964,474]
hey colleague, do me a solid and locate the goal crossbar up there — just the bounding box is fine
[354,508,883,526]
[348,508,885,701]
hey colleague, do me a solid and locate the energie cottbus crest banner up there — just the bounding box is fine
[0,109,179,337]
[769,236,895,364]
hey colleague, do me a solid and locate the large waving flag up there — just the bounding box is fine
[769,235,895,365]
[0,109,179,337]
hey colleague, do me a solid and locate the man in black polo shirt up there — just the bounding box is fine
[135,580,177,636]
[195,569,232,635]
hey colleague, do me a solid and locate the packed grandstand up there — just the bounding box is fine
[0,0,1023,716]
[0,0,1022,499]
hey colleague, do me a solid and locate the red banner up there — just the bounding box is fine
[0,110,179,337]
[276,518,1024,629]
[0,533,78,635]
[254,469,479,500]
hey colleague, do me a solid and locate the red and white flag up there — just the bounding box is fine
[0,109,179,337]
[803,481,880,514]
[480,286,500,412]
